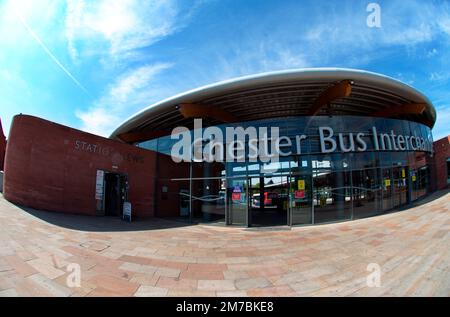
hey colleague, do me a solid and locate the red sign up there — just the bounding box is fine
[295,190,305,199]
[232,193,241,201]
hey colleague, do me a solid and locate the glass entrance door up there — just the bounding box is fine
[393,166,408,208]
[381,168,393,211]
[249,175,289,227]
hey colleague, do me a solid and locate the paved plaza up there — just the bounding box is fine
[0,191,449,297]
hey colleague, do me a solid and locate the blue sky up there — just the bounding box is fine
[0,0,449,139]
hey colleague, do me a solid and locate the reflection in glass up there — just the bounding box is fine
[249,175,289,226]
[139,115,433,226]
[227,178,247,225]
[352,168,381,219]
[313,169,352,223]
[290,174,312,225]
[382,168,393,211]
[392,166,408,208]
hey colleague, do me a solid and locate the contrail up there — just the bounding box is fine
[13,6,90,96]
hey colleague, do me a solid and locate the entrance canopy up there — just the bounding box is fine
[110,68,436,143]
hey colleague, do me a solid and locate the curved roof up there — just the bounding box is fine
[110,68,436,142]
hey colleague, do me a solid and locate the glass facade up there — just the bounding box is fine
[138,116,433,227]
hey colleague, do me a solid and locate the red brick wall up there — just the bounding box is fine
[0,118,6,171]
[155,154,190,217]
[3,115,157,217]
[432,135,450,190]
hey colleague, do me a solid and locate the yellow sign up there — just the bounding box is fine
[385,179,391,187]
[401,169,405,178]
[298,180,305,190]
[412,175,416,182]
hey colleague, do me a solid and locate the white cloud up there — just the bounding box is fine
[427,48,438,58]
[429,72,450,82]
[207,42,311,83]
[66,0,181,60]
[437,13,450,36]
[67,1,202,135]
[381,23,433,45]
[76,63,172,136]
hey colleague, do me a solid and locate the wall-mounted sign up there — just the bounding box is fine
[74,140,144,164]
[95,170,104,200]
[123,202,132,222]
[170,122,433,164]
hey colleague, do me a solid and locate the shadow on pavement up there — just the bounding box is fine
[5,188,449,233]
[15,204,195,232]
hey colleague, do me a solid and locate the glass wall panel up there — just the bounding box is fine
[381,168,393,211]
[290,156,312,225]
[227,178,247,225]
[191,178,226,223]
[313,169,352,224]
[352,168,382,219]
[410,151,429,201]
[135,115,434,226]
[412,165,429,200]
[290,174,312,225]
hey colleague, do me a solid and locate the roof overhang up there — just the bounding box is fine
[110,68,436,142]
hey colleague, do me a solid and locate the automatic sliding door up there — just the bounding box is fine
[249,175,289,227]
[381,168,393,211]
[393,166,408,208]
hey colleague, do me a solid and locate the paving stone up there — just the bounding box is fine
[0,288,19,297]
[235,277,272,290]
[0,191,449,296]
[134,285,168,296]
[27,274,73,297]
[198,280,236,291]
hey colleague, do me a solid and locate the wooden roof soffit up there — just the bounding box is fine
[371,103,434,128]
[308,79,353,116]
[116,130,172,143]
[370,103,426,118]
[178,103,238,123]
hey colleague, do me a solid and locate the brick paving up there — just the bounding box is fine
[0,191,449,297]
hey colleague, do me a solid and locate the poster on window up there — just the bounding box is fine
[294,190,305,199]
[233,185,242,193]
[232,193,241,201]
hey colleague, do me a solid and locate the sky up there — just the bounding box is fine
[0,0,449,140]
